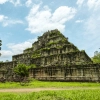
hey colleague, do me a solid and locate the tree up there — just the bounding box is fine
[14,63,30,84]
[92,51,100,63]
[0,40,2,46]
[0,40,2,57]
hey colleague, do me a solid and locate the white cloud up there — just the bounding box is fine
[84,15,100,39]
[83,0,100,36]
[3,20,24,27]
[77,0,100,10]
[0,14,24,27]
[0,0,8,4]
[25,0,32,7]
[26,4,76,34]
[87,0,100,10]
[75,0,100,57]
[75,19,84,23]
[0,50,13,61]
[10,0,21,6]
[7,39,37,54]
[51,6,76,23]
[1,50,13,58]
[0,39,37,61]
[76,0,84,7]
[0,15,8,22]
[0,0,21,6]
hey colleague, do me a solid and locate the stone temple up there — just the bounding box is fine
[0,29,100,82]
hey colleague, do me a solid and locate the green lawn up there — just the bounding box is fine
[0,89,100,100]
[0,81,100,100]
[0,80,99,88]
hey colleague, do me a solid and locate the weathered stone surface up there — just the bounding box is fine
[0,61,17,81]
[30,64,100,82]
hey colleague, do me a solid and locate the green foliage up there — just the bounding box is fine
[31,50,41,58]
[30,64,37,68]
[14,63,30,77]
[32,47,51,58]
[0,39,2,56]
[81,50,85,52]
[25,47,32,50]
[42,47,50,51]
[58,38,67,43]
[49,30,61,36]
[46,41,55,46]
[46,39,67,47]
[0,61,3,63]
[56,45,62,49]
[0,81,99,89]
[0,39,2,46]
[46,41,60,47]
[32,53,41,58]
[92,51,100,63]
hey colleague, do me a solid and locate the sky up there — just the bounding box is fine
[0,0,100,61]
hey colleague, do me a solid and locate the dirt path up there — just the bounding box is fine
[0,87,100,93]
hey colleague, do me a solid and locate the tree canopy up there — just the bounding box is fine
[14,63,30,78]
[0,40,2,57]
[92,51,100,63]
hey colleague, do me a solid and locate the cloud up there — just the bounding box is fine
[75,19,84,23]
[83,0,100,36]
[84,16,100,36]
[7,39,37,54]
[26,4,76,34]
[0,15,8,22]
[76,0,85,7]
[0,0,8,4]
[0,39,37,61]
[3,20,24,27]
[0,14,24,27]
[87,0,100,10]
[83,14,100,55]
[25,0,32,7]
[10,0,22,6]
[0,50,13,61]
[1,50,13,58]
[0,0,21,6]
[75,0,100,57]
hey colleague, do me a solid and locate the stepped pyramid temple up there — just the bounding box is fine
[0,29,100,82]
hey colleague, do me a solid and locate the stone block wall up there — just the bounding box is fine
[30,64,100,82]
[0,61,17,81]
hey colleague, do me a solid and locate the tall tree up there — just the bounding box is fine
[92,51,100,63]
[0,40,2,57]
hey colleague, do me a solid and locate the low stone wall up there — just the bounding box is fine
[30,64,100,82]
[0,61,17,81]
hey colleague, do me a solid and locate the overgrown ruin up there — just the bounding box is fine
[0,29,100,82]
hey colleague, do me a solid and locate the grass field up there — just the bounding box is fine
[0,80,100,88]
[0,89,100,100]
[0,81,100,100]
